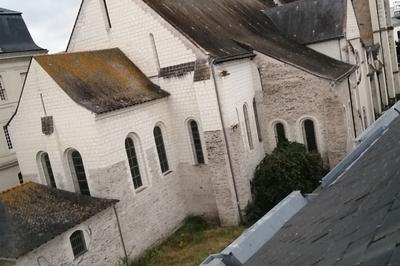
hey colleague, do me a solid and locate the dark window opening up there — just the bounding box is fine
[275,123,286,144]
[0,78,7,101]
[243,104,254,150]
[303,120,318,153]
[42,153,56,188]
[190,121,205,164]
[253,98,262,142]
[153,126,169,173]
[125,137,143,189]
[3,126,12,150]
[18,172,23,184]
[70,231,87,258]
[71,151,90,196]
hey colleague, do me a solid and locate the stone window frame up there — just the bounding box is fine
[273,122,287,145]
[252,98,263,142]
[299,117,320,153]
[153,122,171,175]
[243,103,254,150]
[36,151,57,188]
[186,118,206,165]
[65,148,91,196]
[270,119,290,147]
[69,230,87,258]
[125,133,148,191]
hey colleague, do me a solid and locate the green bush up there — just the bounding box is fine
[245,141,327,225]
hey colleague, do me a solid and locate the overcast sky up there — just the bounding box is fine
[1,0,397,53]
[1,0,81,53]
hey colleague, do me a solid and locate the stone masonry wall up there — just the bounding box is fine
[255,54,350,167]
[17,208,124,266]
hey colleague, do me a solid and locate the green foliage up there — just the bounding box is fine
[245,141,327,225]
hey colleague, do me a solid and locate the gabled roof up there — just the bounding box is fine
[35,48,170,114]
[264,0,346,45]
[0,182,117,259]
[142,0,355,81]
[0,8,46,54]
[246,115,400,265]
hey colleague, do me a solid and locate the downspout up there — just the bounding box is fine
[210,58,243,223]
[348,78,358,138]
[375,0,390,104]
[113,204,128,260]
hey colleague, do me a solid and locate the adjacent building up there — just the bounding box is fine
[0,8,46,191]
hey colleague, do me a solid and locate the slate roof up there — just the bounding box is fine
[0,8,45,54]
[143,0,356,81]
[246,116,400,266]
[0,182,117,259]
[35,48,170,114]
[264,0,346,45]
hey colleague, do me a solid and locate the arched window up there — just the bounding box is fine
[253,98,262,142]
[274,122,286,144]
[303,119,318,153]
[70,230,87,258]
[125,137,143,189]
[189,120,205,164]
[243,104,254,150]
[153,126,169,173]
[69,150,91,196]
[39,152,56,188]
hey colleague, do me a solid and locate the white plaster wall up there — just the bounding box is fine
[17,208,124,266]
[307,39,342,61]
[68,0,202,77]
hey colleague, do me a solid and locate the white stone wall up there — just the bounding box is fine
[17,208,124,266]
[68,0,202,77]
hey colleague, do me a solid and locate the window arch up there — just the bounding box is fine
[68,150,90,196]
[274,122,287,144]
[188,120,205,164]
[70,230,87,258]
[153,126,169,173]
[125,136,143,189]
[302,119,318,153]
[38,152,56,188]
[253,98,262,142]
[243,104,254,150]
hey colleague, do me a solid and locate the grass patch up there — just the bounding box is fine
[120,216,244,266]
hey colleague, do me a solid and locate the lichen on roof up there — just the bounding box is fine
[0,182,117,259]
[35,48,170,114]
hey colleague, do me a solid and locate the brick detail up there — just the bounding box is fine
[159,62,196,78]
[194,59,211,81]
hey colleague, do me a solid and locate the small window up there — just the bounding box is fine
[243,104,254,150]
[70,231,87,258]
[253,98,262,142]
[69,150,91,196]
[274,122,286,144]
[18,172,23,184]
[154,126,169,173]
[303,119,318,153]
[125,137,143,189]
[40,152,57,188]
[189,120,205,164]
[0,77,7,101]
[3,126,12,150]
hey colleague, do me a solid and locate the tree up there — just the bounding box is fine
[245,141,327,225]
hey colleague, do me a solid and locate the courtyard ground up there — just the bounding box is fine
[122,217,244,266]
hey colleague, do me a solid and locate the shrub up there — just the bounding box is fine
[245,141,327,225]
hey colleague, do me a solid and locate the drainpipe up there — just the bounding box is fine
[113,204,128,261]
[348,78,358,138]
[210,58,243,223]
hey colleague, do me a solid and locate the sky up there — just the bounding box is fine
[1,0,397,53]
[1,0,81,53]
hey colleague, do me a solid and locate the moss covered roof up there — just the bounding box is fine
[35,48,169,114]
[0,182,117,259]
